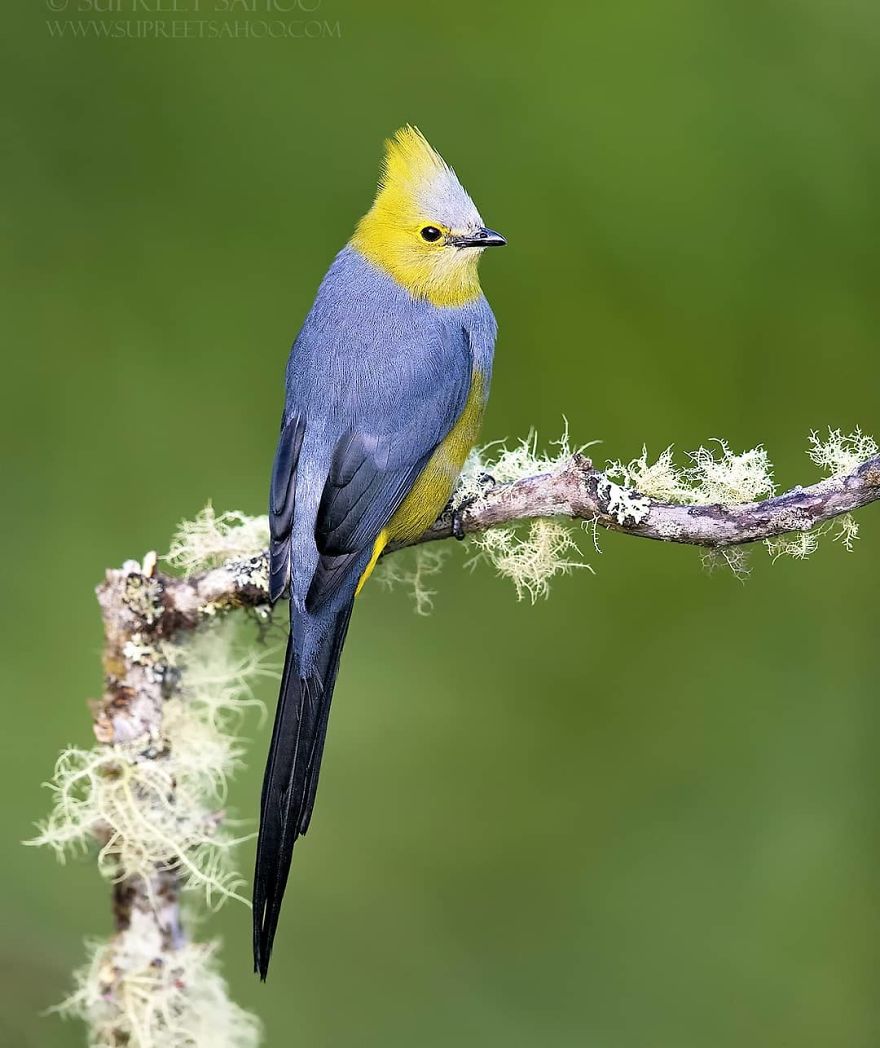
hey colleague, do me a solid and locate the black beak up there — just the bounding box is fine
[451,227,507,249]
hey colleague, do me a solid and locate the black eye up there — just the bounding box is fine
[420,226,442,242]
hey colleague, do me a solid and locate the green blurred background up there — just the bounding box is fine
[3,1,880,1044]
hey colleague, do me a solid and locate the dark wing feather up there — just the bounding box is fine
[305,438,436,611]
[317,432,433,554]
[268,414,305,602]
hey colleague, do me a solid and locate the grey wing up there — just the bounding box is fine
[267,319,473,611]
[306,331,474,610]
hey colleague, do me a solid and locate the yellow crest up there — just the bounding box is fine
[379,125,449,194]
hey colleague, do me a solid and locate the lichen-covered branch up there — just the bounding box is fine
[124,450,880,625]
[31,556,266,1047]
[73,448,874,652]
[401,451,880,550]
[31,428,879,1046]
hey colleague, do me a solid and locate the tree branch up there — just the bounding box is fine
[43,449,879,1044]
[92,449,880,954]
[145,452,880,622]
[397,452,880,550]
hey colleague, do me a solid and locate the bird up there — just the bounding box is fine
[253,125,505,979]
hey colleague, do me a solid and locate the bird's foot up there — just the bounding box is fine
[450,500,473,540]
[448,473,496,540]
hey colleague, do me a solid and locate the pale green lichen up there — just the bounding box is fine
[467,518,591,603]
[55,933,261,1048]
[832,513,860,552]
[808,426,877,478]
[688,442,776,504]
[602,431,869,571]
[701,546,752,581]
[604,445,694,503]
[763,428,875,563]
[30,743,247,907]
[455,427,595,600]
[606,440,776,506]
[32,541,271,1046]
[165,505,270,574]
[605,440,775,577]
[764,530,821,563]
[454,423,590,508]
[372,545,449,616]
[29,620,273,909]
[764,513,860,563]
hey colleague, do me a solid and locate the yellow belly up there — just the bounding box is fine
[356,371,484,594]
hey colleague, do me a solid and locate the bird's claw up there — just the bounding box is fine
[449,475,495,540]
[451,498,475,540]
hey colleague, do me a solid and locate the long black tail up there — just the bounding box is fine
[252,601,353,979]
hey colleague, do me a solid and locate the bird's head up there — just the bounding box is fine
[352,126,505,307]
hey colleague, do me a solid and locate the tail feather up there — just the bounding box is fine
[252,602,353,979]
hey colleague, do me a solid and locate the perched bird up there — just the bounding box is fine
[253,126,505,978]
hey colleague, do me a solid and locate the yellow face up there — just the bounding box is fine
[351,127,505,308]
